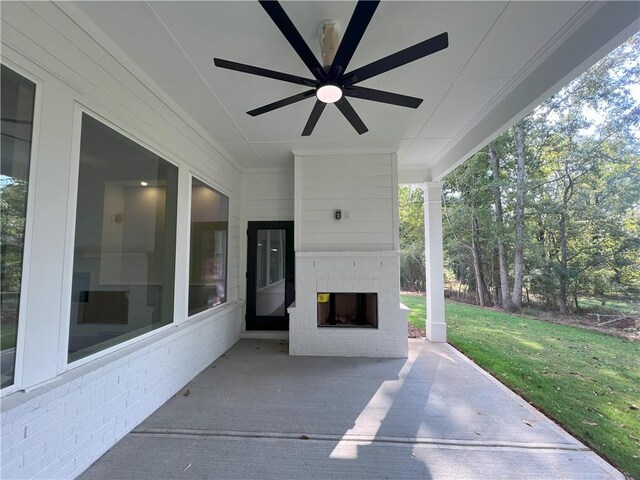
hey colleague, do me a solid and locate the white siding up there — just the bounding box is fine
[1,2,244,478]
[295,154,397,251]
[241,168,295,222]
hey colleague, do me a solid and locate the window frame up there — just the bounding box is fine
[0,61,42,397]
[60,105,184,371]
[186,172,230,319]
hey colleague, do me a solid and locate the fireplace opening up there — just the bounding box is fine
[317,293,378,328]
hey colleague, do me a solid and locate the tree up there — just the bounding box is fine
[399,33,640,312]
[489,142,512,310]
[443,152,494,306]
[398,185,425,291]
[529,32,640,311]
[510,121,527,310]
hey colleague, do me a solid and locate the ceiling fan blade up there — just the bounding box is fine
[302,100,327,136]
[247,89,316,117]
[259,1,326,80]
[335,98,368,135]
[343,86,423,109]
[214,58,316,87]
[328,0,380,78]
[342,32,449,86]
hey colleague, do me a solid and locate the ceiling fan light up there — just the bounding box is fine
[316,84,343,103]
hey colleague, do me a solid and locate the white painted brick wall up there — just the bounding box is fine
[0,303,242,480]
[289,252,408,358]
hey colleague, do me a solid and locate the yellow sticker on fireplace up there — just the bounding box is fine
[317,293,330,303]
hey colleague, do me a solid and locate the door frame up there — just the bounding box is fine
[245,221,294,331]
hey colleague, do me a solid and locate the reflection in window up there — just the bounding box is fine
[68,114,178,362]
[269,230,284,285]
[257,230,285,289]
[188,178,228,315]
[1,65,36,388]
[255,229,286,316]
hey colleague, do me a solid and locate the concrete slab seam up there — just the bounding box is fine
[131,427,590,452]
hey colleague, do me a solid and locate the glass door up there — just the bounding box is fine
[246,221,294,330]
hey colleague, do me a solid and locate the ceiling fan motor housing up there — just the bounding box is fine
[318,20,340,69]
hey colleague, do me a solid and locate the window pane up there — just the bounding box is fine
[68,114,178,362]
[1,65,36,388]
[269,230,284,284]
[188,178,228,315]
[256,230,267,289]
[256,229,286,316]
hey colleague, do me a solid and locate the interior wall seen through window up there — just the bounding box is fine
[68,114,178,362]
[188,178,228,316]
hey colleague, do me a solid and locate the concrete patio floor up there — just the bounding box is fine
[80,339,622,479]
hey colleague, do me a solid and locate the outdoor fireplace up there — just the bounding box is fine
[288,153,408,357]
[317,293,378,328]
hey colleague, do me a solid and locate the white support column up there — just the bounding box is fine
[423,182,447,342]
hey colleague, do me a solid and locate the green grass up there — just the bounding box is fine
[401,294,640,479]
[578,297,639,315]
[0,324,17,350]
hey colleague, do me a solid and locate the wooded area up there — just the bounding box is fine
[400,33,639,314]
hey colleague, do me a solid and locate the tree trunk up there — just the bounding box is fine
[557,209,569,314]
[491,251,500,305]
[471,216,491,307]
[489,143,512,310]
[557,173,573,314]
[511,122,526,311]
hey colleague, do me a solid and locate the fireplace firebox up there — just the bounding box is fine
[317,293,378,328]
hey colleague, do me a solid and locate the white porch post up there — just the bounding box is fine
[423,182,447,342]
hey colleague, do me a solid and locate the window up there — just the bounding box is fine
[1,65,36,388]
[188,178,228,315]
[68,114,178,362]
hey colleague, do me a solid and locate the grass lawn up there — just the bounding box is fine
[401,294,640,479]
[1,324,17,351]
[578,297,639,315]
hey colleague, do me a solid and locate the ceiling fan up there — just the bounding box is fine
[213,0,449,136]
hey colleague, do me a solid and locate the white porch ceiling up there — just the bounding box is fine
[71,1,639,178]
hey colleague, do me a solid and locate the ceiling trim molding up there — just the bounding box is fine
[242,166,293,174]
[291,147,397,156]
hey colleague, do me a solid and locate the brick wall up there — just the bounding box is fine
[289,252,408,358]
[0,303,242,479]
